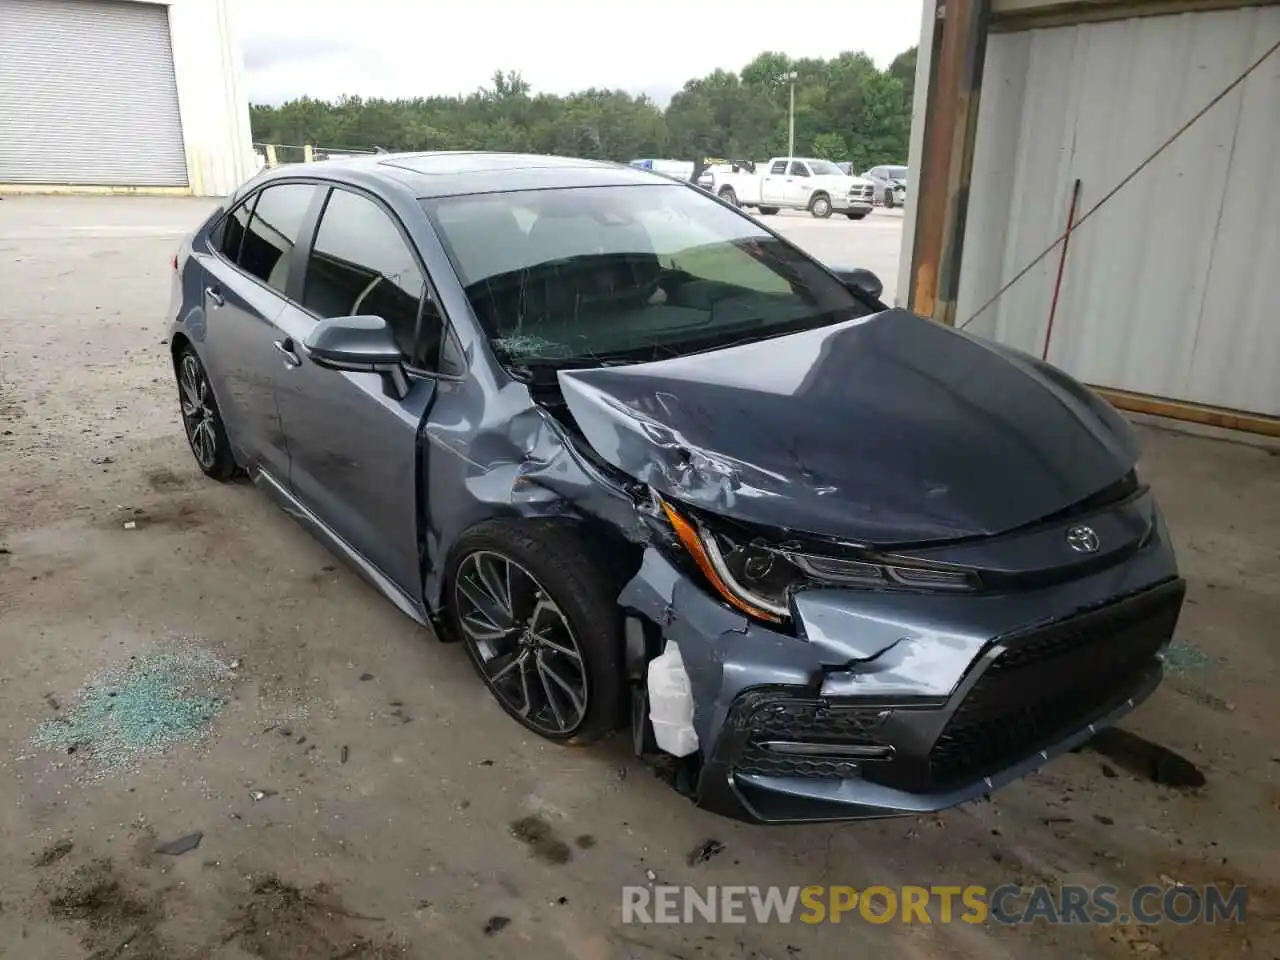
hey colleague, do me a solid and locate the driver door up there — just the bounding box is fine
[272,186,445,598]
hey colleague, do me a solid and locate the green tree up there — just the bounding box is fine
[811,132,848,161]
[248,46,918,169]
[888,47,918,102]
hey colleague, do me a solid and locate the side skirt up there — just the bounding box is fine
[251,466,428,627]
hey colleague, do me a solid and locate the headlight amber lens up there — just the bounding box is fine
[657,497,980,625]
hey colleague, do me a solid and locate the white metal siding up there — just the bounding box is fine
[0,0,188,186]
[958,5,1280,417]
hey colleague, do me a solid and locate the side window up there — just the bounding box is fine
[237,183,318,294]
[769,160,788,175]
[302,189,433,366]
[789,161,810,177]
[218,197,255,262]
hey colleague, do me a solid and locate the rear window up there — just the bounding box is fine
[233,183,318,294]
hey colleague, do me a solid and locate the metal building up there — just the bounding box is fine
[899,0,1280,434]
[0,0,255,196]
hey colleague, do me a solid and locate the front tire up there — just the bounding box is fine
[884,189,896,209]
[446,520,625,744]
[757,206,780,215]
[809,194,833,219]
[176,345,236,481]
[846,211,869,220]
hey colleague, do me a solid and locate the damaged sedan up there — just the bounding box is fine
[169,152,1185,824]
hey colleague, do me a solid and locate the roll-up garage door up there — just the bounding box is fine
[0,0,189,186]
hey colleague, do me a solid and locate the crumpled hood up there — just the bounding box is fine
[557,309,1139,545]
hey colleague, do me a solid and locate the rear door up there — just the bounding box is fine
[199,182,321,481]
[273,186,448,596]
[761,159,789,204]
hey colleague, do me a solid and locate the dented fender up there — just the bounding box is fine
[418,375,655,613]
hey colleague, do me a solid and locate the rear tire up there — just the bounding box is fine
[175,344,236,482]
[809,194,833,219]
[757,206,780,215]
[718,187,738,207]
[446,520,626,744]
[884,189,896,209]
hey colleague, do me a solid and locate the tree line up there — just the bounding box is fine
[249,48,917,172]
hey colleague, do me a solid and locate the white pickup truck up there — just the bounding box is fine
[696,157,876,220]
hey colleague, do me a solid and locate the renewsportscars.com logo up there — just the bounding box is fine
[621,884,1248,926]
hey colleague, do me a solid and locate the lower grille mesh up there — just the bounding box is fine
[732,698,890,779]
[924,581,1184,789]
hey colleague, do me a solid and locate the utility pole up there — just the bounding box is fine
[786,70,798,157]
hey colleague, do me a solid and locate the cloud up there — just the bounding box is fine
[241,34,354,72]
[232,0,922,106]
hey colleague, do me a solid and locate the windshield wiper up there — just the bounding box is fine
[504,344,674,383]
[511,354,638,369]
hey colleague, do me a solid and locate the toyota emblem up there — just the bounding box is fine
[1065,525,1101,554]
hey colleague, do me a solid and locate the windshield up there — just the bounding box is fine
[423,184,872,367]
[807,160,844,177]
[886,166,908,180]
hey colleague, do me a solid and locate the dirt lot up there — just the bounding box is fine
[0,196,1277,959]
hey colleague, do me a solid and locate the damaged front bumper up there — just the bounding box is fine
[619,527,1184,825]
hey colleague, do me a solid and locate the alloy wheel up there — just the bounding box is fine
[454,550,589,736]
[179,353,217,470]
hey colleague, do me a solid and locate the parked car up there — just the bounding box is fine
[698,156,875,219]
[170,152,1184,824]
[863,164,909,207]
[629,158,696,181]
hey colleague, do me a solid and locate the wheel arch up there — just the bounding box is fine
[431,512,643,644]
[169,331,193,371]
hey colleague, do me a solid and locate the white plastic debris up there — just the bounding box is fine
[647,641,699,757]
[123,521,137,530]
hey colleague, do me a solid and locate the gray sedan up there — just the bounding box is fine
[169,152,1184,824]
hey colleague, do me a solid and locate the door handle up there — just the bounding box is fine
[205,287,225,308]
[273,338,301,368]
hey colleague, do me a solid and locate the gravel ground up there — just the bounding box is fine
[0,196,1276,958]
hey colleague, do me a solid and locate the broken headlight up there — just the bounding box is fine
[658,497,979,624]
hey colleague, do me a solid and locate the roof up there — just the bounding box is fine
[264,151,671,199]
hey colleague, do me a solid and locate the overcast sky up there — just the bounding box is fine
[233,0,925,107]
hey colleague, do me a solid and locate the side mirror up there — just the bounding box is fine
[831,267,884,302]
[304,315,409,399]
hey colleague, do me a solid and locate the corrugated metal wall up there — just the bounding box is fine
[957,4,1280,417]
[0,0,188,186]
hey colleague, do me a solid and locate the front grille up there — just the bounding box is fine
[874,580,1184,792]
[849,185,873,198]
[731,696,891,779]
